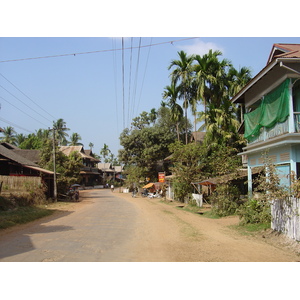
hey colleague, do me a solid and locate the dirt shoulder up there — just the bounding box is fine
[116,191,300,262]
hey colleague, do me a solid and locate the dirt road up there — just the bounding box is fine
[0,189,299,262]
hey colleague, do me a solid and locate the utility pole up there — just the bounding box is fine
[49,127,57,202]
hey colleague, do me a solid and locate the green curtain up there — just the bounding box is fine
[244,79,290,141]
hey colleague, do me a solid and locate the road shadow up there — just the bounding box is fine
[0,209,74,260]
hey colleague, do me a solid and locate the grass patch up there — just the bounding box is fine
[201,210,221,219]
[0,206,54,230]
[231,222,270,236]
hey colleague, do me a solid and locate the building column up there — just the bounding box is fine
[290,146,297,180]
[289,78,294,133]
[247,165,252,197]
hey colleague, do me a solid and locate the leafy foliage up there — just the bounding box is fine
[210,184,240,217]
[39,139,83,195]
[238,152,288,225]
[119,107,183,180]
[169,141,203,202]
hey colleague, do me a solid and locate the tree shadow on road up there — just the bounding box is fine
[0,209,74,260]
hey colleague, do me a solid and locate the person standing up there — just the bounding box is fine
[111,184,114,192]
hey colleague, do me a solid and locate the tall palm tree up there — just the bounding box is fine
[89,142,94,150]
[149,108,158,125]
[53,118,69,145]
[194,50,232,110]
[0,126,17,145]
[227,66,252,123]
[15,133,26,146]
[100,143,111,163]
[69,132,83,146]
[163,81,183,141]
[168,50,195,144]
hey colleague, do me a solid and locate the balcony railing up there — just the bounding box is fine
[248,118,289,144]
[81,167,99,173]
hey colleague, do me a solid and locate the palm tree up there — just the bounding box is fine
[0,126,17,145]
[100,143,111,163]
[149,108,158,125]
[194,50,232,110]
[53,118,69,145]
[15,133,26,146]
[163,81,183,141]
[69,132,83,146]
[89,142,94,150]
[168,50,195,144]
[227,66,252,123]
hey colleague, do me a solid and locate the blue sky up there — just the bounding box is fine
[1,1,300,158]
[1,36,300,157]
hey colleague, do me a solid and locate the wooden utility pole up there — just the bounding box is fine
[49,127,57,201]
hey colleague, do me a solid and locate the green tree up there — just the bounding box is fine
[100,143,111,163]
[89,142,94,150]
[19,133,42,149]
[168,141,203,203]
[119,106,179,180]
[0,126,17,145]
[15,133,26,146]
[53,118,69,145]
[168,50,195,144]
[69,132,83,146]
[163,82,184,141]
[39,139,82,196]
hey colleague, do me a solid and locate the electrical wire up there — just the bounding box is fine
[127,37,133,128]
[136,37,153,116]
[131,37,142,123]
[0,73,56,121]
[112,38,119,134]
[0,116,33,133]
[0,37,198,63]
[0,92,49,127]
[122,37,125,130]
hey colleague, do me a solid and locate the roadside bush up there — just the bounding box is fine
[210,183,240,217]
[238,198,271,225]
[238,152,286,225]
[0,196,15,211]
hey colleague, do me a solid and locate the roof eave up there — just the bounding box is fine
[231,59,278,104]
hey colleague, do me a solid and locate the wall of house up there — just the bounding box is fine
[247,145,296,188]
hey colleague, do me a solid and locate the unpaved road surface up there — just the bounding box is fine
[0,189,299,262]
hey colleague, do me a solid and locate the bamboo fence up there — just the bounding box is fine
[0,175,41,196]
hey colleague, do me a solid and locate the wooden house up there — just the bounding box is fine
[0,143,54,197]
[232,43,300,193]
[59,145,101,187]
[232,43,300,241]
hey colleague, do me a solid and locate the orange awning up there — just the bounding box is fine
[143,183,154,189]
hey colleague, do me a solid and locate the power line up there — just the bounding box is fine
[136,37,153,116]
[0,85,51,127]
[0,37,198,63]
[112,38,119,134]
[127,37,134,128]
[122,38,125,130]
[0,116,33,133]
[131,38,142,123]
[0,73,56,120]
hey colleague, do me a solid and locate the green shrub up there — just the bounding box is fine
[209,184,240,217]
[237,198,271,225]
[0,196,15,211]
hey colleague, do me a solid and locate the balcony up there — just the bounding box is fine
[81,167,99,173]
[248,118,289,144]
